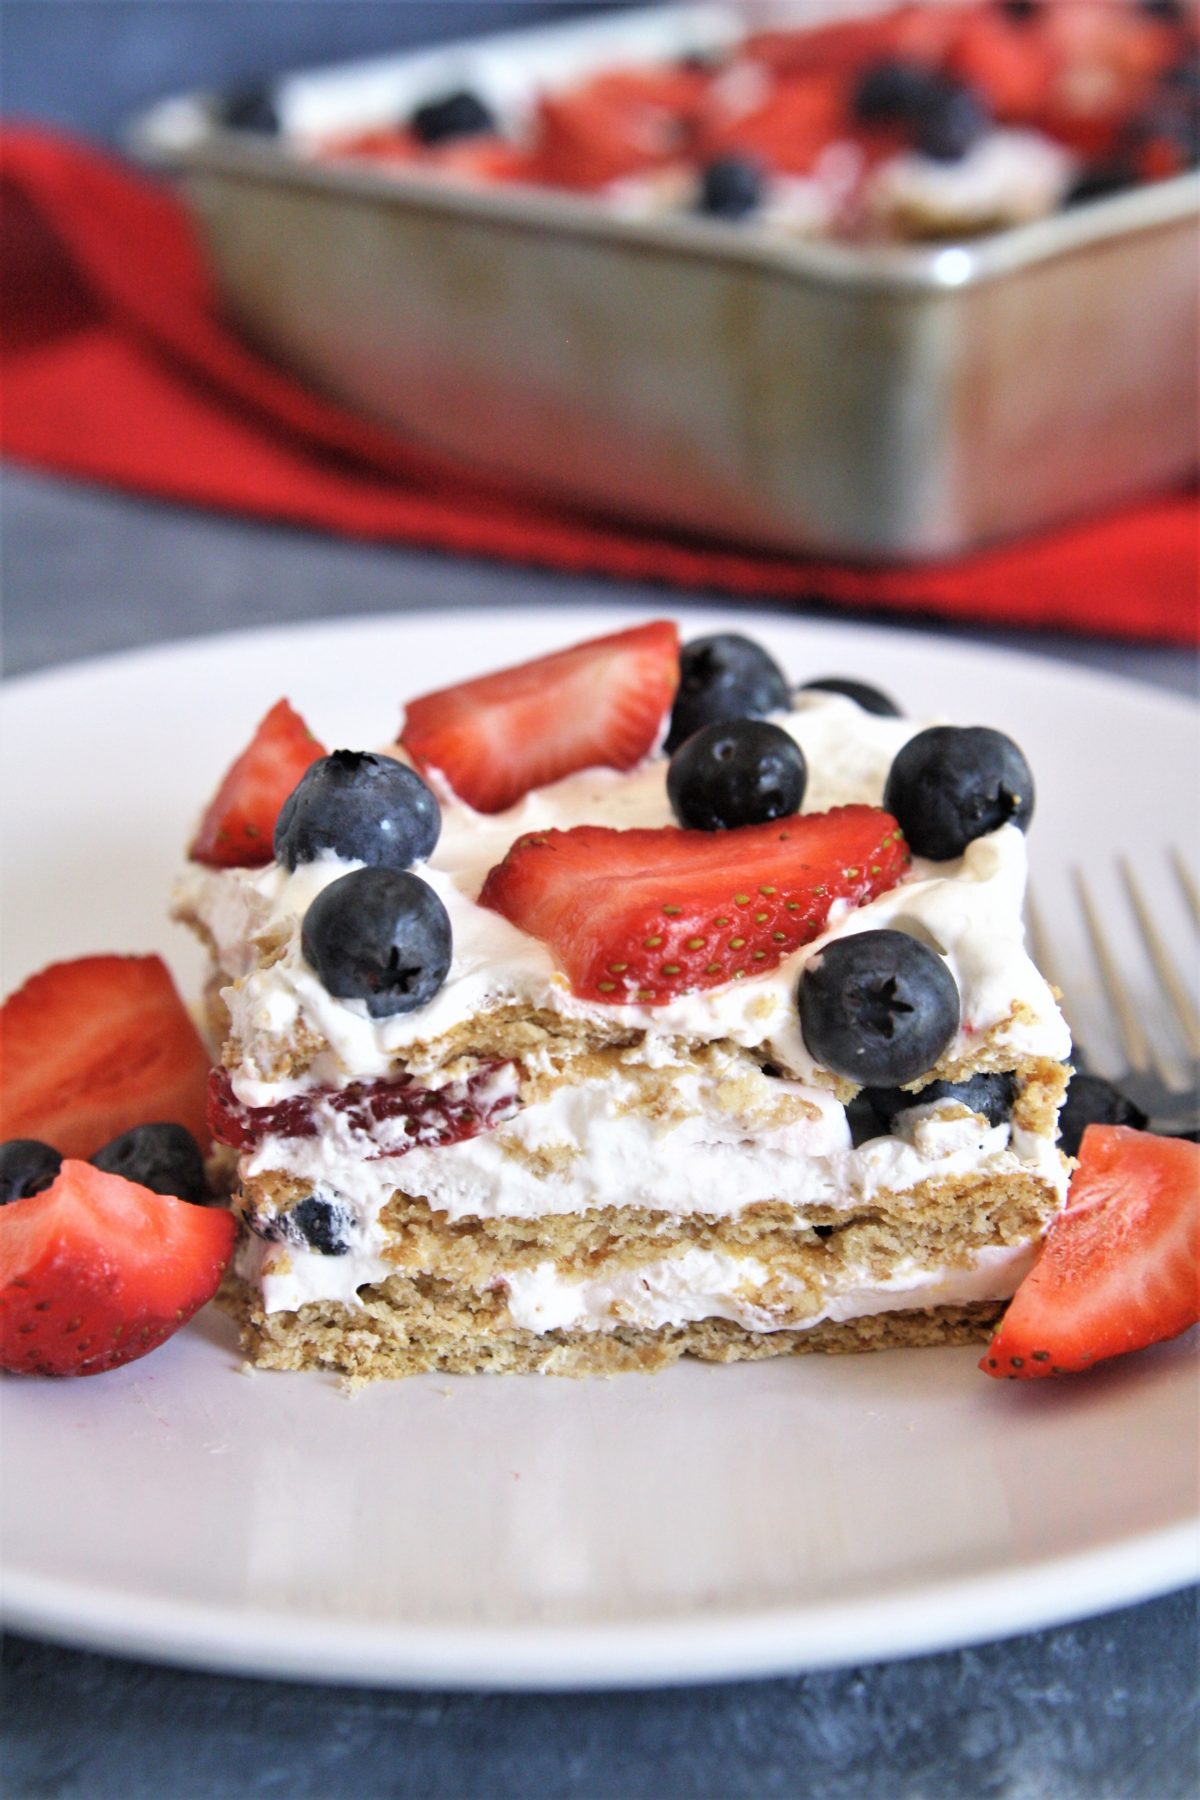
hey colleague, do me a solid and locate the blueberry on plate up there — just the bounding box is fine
[697,155,766,220]
[852,57,939,126]
[665,634,791,753]
[92,1122,209,1205]
[288,1194,352,1256]
[1057,1072,1148,1159]
[913,75,990,163]
[667,718,806,831]
[798,677,902,717]
[863,1071,1017,1132]
[218,82,280,134]
[883,725,1034,861]
[410,88,496,146]
[0,1138,63,1204]
[302,867,453,1018]
[797,929,960,1086]
[275,750,441,872]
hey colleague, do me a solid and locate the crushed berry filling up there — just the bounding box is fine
[208,1061,522,1154]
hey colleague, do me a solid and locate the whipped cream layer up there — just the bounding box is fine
[242,1229,1035,1329]
[501,1241,1035,1336]
[247,1075,1065,1229]
[869,128,1074,232]
[176,691,1069,1103]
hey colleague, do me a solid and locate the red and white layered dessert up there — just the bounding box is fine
[174,621,1072,1378]
[302,2,1196,247]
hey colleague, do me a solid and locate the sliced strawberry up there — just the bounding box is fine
[945,10,1058,124]
[207,1060,521,1154]
[698,71,846,176]
[0,954,211,1160]
[526,78,690,190]
[980,1125,1200,1380]
[479,806,909,1003]
[0,1161,235,1377]
[399,620,679,815]
[190,698,326,868]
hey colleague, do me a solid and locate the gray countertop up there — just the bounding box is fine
[2,466,1197,1799]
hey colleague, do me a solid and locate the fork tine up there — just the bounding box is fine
[1120,854,1200,1058]
[1072,866,1152,1073]
[1172,848,1200,932]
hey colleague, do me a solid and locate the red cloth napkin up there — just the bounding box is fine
[2,126,1196,644]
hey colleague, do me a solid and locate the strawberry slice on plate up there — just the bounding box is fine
[0,954,212,1160]
[479,805,909,1003]
[0,1160,236,1377]
[190,698,325,868]
[981,1124,1200,1379]
[399,620,680,815]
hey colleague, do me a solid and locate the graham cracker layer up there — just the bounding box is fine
[243,1162,1059,1292]
[221,1270,1004,1380]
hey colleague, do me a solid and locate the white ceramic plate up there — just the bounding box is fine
[1,605,1197,1689]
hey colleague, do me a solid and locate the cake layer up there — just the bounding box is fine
[239,1159,1053,1318]
[181,659,1072,1379]
[238,1056,1067,1224]
[224,1274,1010,1380]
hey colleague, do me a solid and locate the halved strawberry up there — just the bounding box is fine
[479,806,909,1003]
[526,76,694,191]
[0,1161,235,1377]
[190,698,325,868]
[0,954,211,1160]
[946,9,1058,124]
[399,620,679,815]
[980,1125,1199,1380]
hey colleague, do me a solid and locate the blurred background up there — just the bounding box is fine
[2,2,625,143]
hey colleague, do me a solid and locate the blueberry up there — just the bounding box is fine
[853,58,939,126]
[302,867,452,1018]
[1138,0,1187,21]
[92,1123,209,1205]
[289,1194,352,1256]
[410,89,495,146]
[274,751,440,872]
[1057,1073,1148,1159]
[697,155,766,220]
[218,82,280,134]
[665,634,791,753]
[798,930,960,1085]
[667,718,806,831]
[883,726,1034,861]
[799,677,901,717]
[863,1071,1018,1132]
[0,1139,62,1204]
[913,76,990,163]
[996,0,1041,21]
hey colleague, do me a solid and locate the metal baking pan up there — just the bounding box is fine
[129,4,1199,562]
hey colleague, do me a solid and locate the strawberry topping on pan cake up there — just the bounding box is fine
[172,620,1076,1379]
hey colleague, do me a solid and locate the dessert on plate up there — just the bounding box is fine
[173,619,1076,1379]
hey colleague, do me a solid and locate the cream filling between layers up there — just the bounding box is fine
[499,1242,1036,1336]
[238,1089,1066,1318]
[238,1233,1036,1333]
[174,692,1070,1103]
[244,1077,1066,1226]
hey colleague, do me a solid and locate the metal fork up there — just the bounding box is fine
[1028,849,1200,1137]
